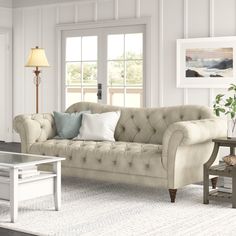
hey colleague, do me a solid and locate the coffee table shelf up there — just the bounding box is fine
[209,189,232,202]
[18,171,56,184]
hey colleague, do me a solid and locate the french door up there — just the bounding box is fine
[62,25,145,109]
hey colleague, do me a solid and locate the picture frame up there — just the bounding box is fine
[176,36,236,88]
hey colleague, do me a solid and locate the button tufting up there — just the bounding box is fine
[162,115,166,119]
[180,115,184,120]
[128,162,132,167]
[146,164,150,169]
[97,159,102,163]
[146,115,150,119]
[198,116,202,119]
[113,160,117,165]
[82,157,86,162]
[122,126,125,131]
[153,128,156,133]
[137,127,141,132]
[69,156,72,160]
[131,115,134,119]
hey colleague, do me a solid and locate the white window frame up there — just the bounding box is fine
[56,17,151,111]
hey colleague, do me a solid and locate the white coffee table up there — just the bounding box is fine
[0,151,65,222]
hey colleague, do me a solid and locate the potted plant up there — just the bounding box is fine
[213,84,236,139]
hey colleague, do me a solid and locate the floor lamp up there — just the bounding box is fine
[25,46,49,113]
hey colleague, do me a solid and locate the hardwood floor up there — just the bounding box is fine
[0,142,38,236]
[0,227,36,236]
[0,141,21,153]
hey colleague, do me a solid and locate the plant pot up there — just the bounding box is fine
[227,116,236,139]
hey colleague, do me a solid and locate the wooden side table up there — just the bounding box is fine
[203,138,236,208]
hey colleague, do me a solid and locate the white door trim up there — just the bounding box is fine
[56,17,151,111]
[0,28,13,142]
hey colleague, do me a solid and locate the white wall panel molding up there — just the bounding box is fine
[209,0,214,107]
[38,7,44,112]
[183,0,188,105]
[94,1,98,21]
[56,6,61,110]
[56,6,60,24]
[0,28,13,141]
[74,4,79,23]
[13,0,95,9]
[135,0,140,18]
[0,0,12,8]
[0,6,12,10]
[158,0,163,107]
[22,8,25,114]
[114,0,118,19]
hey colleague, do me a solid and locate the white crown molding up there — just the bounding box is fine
[13,0,94,8]
[0,0,12,8]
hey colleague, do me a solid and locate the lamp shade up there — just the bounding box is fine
[25,46,50,67]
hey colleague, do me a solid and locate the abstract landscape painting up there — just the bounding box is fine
[185,48,233,78]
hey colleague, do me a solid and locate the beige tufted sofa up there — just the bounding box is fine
[13,102,227,202]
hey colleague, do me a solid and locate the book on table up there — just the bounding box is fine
[0,165,40,179]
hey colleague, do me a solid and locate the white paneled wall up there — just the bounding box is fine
[0,7,12,28]
[11,0,236,141]
[13,0,158,116]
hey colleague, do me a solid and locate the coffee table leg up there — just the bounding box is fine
[53,161,61,211]
[10,168,18,223]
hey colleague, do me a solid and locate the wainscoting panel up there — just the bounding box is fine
[23,7,39,114]
[97,0,114,20]
[41,6,57,113]
[162,0,183,107]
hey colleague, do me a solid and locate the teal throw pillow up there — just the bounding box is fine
[53,111,90,139]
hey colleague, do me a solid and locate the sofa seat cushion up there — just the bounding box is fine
[29,139,166,178]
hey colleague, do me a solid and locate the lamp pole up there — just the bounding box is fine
[34,66,40,113]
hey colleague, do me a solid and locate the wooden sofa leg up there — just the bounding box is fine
[168,189,177,203]
[211,177,218,189]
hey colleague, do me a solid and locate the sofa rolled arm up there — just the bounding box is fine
[162,118,227,169]
[13,113,57,153]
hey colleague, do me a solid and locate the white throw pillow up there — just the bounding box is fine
[75,111,121,141]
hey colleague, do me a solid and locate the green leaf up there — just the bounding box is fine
[219,108,225,113]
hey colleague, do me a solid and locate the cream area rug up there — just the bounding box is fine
[0,177,235,236]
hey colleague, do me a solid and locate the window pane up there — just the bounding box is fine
[108,34,124,60]
[66,37,81,61]
[126,60,142,85]
[125,33,143,59]
[82,62,97,85]
[108,61,124,86]
[82,36,97,61]
[83,87,97,103]
[66,87,81,108]
[125,88,142,108]
[66,62,81,85]
[108,87,124,106]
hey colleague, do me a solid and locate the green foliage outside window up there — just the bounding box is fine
[66,52,142,86]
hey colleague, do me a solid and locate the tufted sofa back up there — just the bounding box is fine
[66,102,215,145]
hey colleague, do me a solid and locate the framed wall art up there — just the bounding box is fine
[177,36,236,88]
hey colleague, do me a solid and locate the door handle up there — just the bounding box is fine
[97,83,102,100]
